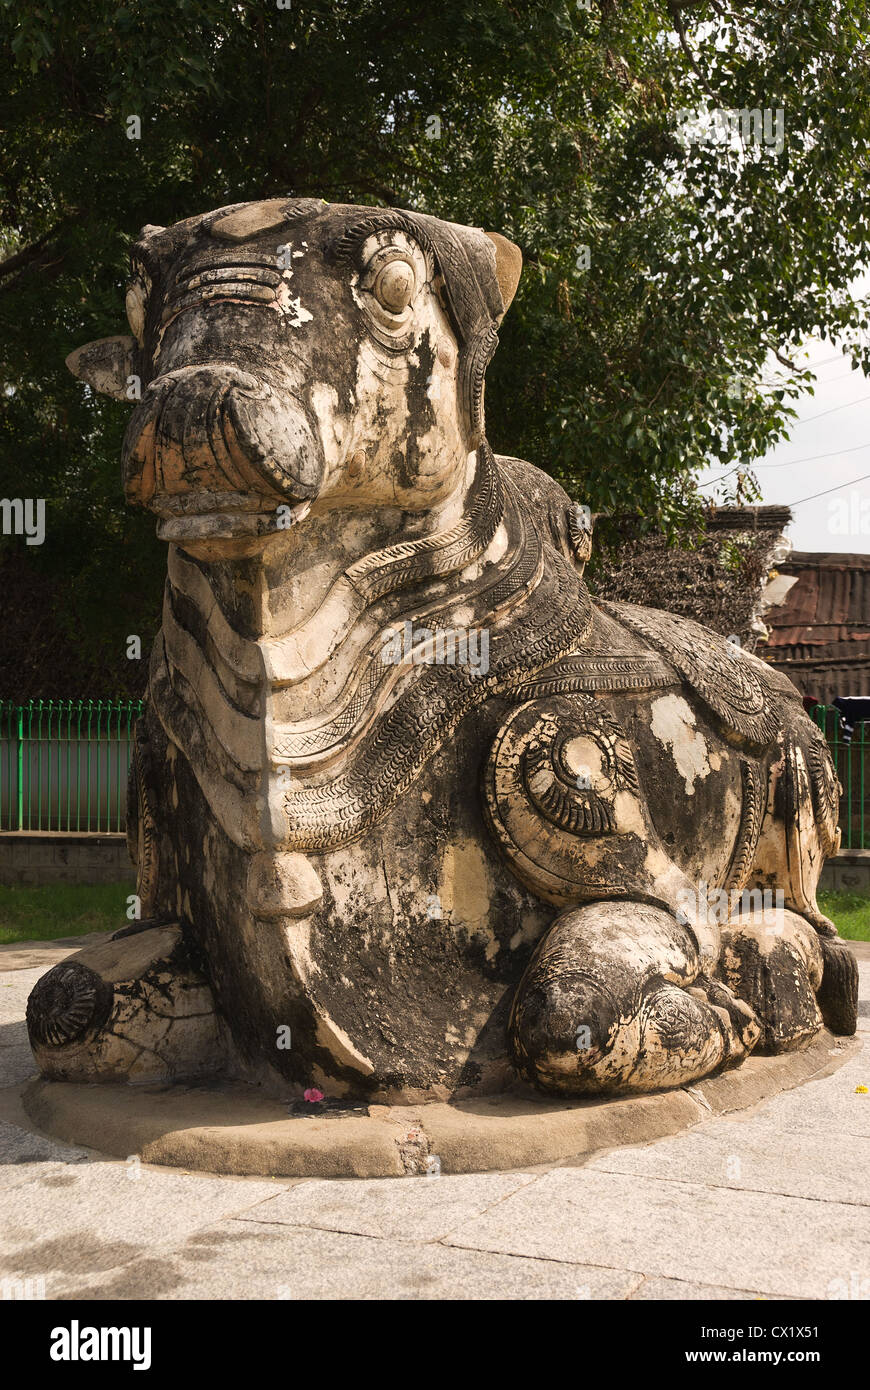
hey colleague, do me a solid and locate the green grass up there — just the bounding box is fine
[0,883,866,946]
[0,882,133,945]
[817,891,870,942]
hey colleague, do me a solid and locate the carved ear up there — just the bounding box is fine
[484,232,522,316]
[66,336,136,402]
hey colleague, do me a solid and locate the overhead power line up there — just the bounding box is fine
[787,469,870,508]
[699,440,870,491]
[792,392,870,426]
[756,441,870,469]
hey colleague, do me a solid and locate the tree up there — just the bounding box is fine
[1,1,868,691]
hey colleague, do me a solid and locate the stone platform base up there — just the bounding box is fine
[820,849,870,896]
[0,833,134,885]
[20,1029,859,1179]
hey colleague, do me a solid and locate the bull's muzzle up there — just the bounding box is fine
[122,365,324,532]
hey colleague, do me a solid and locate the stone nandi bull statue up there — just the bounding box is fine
[27,199,858,1103]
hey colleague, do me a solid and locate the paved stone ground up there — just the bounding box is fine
[1,939,868,1301]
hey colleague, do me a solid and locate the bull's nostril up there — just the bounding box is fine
[123,365,324,514]
[225,388,323,501]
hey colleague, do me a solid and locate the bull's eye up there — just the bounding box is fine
[125,281,146,345]
[372,260,415,314]
[356,234,427,343]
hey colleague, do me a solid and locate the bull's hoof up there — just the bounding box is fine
[817,937,859,1036]
[26,962,114,1050]
[510,967,622,1091]
[26,924,225,1084]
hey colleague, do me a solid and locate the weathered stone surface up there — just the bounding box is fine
[20,1028,856,1178]
[51,1222,640,1302]
[29,197,856,1124]
[443,1166,870,1300]
[26,926,224,1084]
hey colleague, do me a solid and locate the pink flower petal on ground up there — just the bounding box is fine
[303,1087,324,1103]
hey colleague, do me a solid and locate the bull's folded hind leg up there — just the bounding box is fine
[509,900,760,1095]
[486,693,761,1095]
[718,903,858,1048]
[717,905,823,1052]
[731,718,859,1044]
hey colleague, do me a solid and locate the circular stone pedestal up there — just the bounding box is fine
[21,1031,858,1179]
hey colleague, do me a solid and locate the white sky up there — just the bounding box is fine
[695,272,870,554]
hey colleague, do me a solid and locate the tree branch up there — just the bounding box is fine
[0,223,67,281]
[667,3,706,83]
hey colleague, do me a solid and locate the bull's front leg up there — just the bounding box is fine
[509,899,758,1094]
[26,707,225,1085]
[483,693,759,1095]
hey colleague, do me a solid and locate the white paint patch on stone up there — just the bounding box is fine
[275,281,314,325]
[450,604,475,628]
[488,522,509,563]
[460,520,510,582]
[309,383,345,456]
[313,1009,375,1076]
[649,693,711,795]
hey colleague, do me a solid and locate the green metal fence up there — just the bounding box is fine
[0,699,142,833]
[0,696,865,846]
[813,705,868,851]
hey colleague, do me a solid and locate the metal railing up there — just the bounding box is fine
[812,705,868,851]
[0,699,142,833]
[0,696,864,848]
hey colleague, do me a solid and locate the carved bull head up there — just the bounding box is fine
[68,198,522,553]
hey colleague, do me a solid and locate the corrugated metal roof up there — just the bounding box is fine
[760,550,870,702]
[768,626,870,649]
[764,657,870,703]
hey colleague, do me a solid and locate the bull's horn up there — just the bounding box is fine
[66,336,136,402]
[484,231,523,315]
